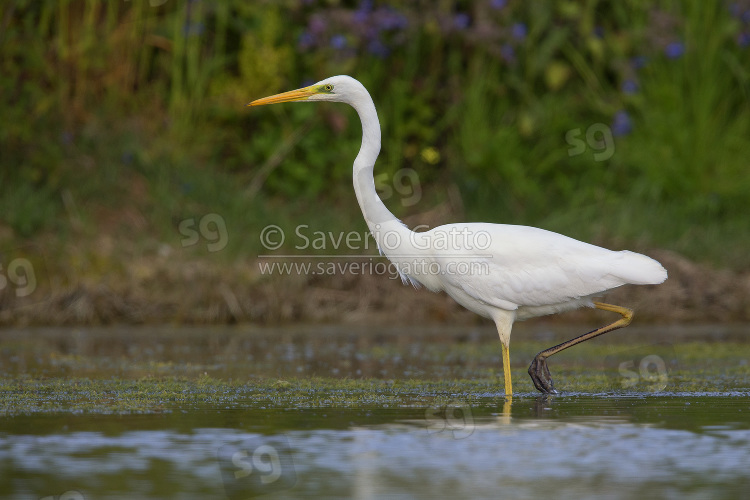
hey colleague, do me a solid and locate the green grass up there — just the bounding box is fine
[1,0,749,276]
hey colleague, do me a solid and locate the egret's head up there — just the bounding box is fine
[248,75,367,107]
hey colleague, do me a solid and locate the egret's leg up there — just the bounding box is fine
[528,302,634,393]
[492,311,516,397]
[501,343,513,397]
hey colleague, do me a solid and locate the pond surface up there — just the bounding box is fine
[1,325,749,499]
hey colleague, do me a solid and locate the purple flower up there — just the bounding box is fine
[298,31,315,50]
[453,13,470,30]
[733,4,750,23]
[367,38,390,58]
[664,41,684,59]
[612,110,633,136]
[490,0,507,10]
[354,1,375,24]
[631,55,648,70]
[330,34,347,50]
[593,25,604,38]
[500,43,515,63]
[378,8,408,31]
[621,79,639,94]
[358,0,373,14]
[511,23,527,40]
[353,8,369,24]
[738,32,750,47]
[309,16,327,35]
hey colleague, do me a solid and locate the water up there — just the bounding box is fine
[3,397,750,499]
[1,325,749,499]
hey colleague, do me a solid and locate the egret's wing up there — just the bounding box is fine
[429,223,665,310]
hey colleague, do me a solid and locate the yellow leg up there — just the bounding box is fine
[501,343,513,397]
[594,302,634,326]
[528,302,634,393]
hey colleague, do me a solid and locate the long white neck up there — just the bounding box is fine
[349,90,413,255]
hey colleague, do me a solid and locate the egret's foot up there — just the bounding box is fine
[528,355,558,394]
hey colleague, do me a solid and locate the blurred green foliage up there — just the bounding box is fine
[0,0,749,266]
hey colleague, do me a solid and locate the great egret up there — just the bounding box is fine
[249,75,667,395]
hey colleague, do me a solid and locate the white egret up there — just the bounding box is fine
[249,75,667,395]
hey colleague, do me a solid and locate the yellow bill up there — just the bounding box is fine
[247,86,317,107]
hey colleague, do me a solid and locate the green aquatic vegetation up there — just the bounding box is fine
[2,328,748,414]
[2,363,748,415]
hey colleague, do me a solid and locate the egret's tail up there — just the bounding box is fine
[618,250,668,285]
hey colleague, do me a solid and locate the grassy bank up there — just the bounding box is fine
[1,1,749,325]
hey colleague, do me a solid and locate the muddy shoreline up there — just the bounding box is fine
[1,249,748,326]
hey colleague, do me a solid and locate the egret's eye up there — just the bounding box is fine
[324,84,334,92]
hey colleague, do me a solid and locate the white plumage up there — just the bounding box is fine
[249,75,668,395]
[416,223,666,318]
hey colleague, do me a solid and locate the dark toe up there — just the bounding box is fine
[528,356,558,394]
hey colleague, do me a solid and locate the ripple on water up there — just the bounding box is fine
[3,415,750,499]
